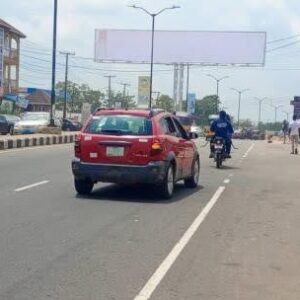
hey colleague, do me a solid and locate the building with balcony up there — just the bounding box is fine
[0,18,26,100]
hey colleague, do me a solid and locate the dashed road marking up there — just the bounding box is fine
[15,180,49,192]
[224,179,230,184]
[133,186,226,300]
[243,143,255,158]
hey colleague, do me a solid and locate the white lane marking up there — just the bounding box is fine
[242,143,255,158]
[224,179,230,184]
[133,186,226,300]
[229,174,234,177]
[15,180,49,192]
[0,143,71,155]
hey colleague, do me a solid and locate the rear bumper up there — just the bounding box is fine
[72,159,168,184]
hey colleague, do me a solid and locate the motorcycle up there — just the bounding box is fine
[213,136,226,168]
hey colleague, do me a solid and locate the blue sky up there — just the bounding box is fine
[3,0,300,122]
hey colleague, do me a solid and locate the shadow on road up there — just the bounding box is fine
[77,183,204,204]
[209,165,240,170]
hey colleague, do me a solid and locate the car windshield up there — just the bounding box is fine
[85,115,152,135]
[22,114,49,121]
[177,116,192,126]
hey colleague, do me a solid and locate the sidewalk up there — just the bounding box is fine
[0,132,78,150]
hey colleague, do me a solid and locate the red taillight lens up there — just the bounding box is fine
[74,134,82,158]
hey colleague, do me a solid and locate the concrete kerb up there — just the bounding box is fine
[0,133,77,151]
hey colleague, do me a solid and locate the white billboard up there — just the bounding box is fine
[95,30,266,65]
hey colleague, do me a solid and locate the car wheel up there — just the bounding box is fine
[184,157,200,188]
[9,126,14,135]
[74,179,94,195]
[158,164,175,199]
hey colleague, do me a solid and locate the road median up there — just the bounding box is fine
[0,132,78,150]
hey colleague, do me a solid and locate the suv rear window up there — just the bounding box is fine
[85,115,152,136]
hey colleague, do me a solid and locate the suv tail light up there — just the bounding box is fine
[74,134,82,158]
[150,138,163,156]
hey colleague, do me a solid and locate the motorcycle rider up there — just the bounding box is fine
[209,110,234,158]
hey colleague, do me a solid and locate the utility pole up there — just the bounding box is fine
[231,88,249,128]
[207,74,229,113]
[60,51,75,120]
[254,97,267,125]
[120,83,130,108]
[50,0,58,126]
[104,75,116,106]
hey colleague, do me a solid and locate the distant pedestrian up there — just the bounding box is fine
[282,119,289,144]
[288,115,300,155]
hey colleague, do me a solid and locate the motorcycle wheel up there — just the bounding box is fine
[216,153,222,169]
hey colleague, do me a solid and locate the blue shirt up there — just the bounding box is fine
[210,118,234,139]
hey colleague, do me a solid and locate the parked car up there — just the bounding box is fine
[62,118,82,131]
[14,112,61,134]
[0,114,20,135]
[72,109,200,199]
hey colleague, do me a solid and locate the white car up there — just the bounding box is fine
[14,112,60,134]
[190,125,203,138]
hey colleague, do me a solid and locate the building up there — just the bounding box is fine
[0,18,26,98]
[25,90,51,112]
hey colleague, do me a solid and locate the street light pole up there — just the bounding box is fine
[60,51,75,120]
[50,0,58,126]
[273,105,283,123]
[206,74,229,113]
[254,97,267,125]
[129,5,180,109]
[283,110,290,122]
[231,88,249,128]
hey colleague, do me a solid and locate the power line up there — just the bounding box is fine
[267,34,300,44]
[267,40,300,53]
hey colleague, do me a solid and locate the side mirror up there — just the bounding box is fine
[189,132,198,139]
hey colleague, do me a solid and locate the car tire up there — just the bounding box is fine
[158,164,175,199]
[9,126,14,135]
[74,179,94,195]
[184,157,200,188]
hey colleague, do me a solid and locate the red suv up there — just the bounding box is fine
[72,109,200,199]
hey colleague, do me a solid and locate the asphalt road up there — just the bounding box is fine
[0,140,299,300]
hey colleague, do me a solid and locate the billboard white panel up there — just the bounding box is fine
[95,30,266,65]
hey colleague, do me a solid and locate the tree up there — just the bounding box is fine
[195,95,220,126]
[236,119,254,129]
[55,81,105,113]
[154,94,174,112]
[103,91,136,109]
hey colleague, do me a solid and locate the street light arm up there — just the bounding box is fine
[206,74,218,81]
[219,76,229,82]
[128,5,152,16]
[155,6,180,16]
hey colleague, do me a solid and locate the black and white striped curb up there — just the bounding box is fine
[0,134,76,151]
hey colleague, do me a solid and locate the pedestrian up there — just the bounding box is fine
[288,115,300,155]
[282,119,289,144]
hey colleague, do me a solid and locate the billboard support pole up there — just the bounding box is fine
[185,64,190,112]
[149,15,155,109]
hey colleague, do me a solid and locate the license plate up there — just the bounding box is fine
[106,146,124,157]
[215,145,223,149]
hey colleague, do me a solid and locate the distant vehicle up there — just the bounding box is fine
[175,111,193,133]
[62,118,82,131]
[72,108,200,199]
[190,124,202,138]
[14,112,61,134]
[0,114,20,135]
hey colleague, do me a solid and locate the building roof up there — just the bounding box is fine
[25,90,51,106]
[0,18,26,38]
